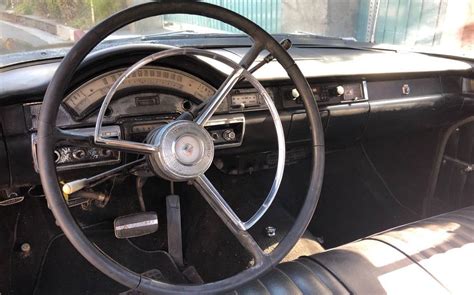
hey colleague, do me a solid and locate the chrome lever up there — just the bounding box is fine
[62,158,145,195]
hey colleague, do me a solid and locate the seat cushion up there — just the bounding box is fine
[370,206,474,294]
[234,206,474,294]
[235,257,348,295]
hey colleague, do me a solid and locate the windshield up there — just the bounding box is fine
[1,0,473,62]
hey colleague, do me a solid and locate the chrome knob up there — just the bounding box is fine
[72,149,86,160]
[100,149,112,157]
[222,129,236,141]
[53,150,61,163]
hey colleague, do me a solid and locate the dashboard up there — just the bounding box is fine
[24,64,367,173]
[0,44,472,190]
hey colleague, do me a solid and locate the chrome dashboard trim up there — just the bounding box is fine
[31,125,121,172]
[362,80,369,101]
[206,114,245,150]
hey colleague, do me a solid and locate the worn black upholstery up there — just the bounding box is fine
[234,206,474,294]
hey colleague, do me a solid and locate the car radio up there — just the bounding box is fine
[282,81,368,108]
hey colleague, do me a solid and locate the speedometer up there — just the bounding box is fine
[63,67,216,118]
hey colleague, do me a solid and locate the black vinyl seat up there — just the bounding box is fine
[234,206,474,294]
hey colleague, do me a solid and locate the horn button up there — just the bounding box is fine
[146,120,214,181]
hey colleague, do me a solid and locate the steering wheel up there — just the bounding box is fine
[37,2,325,294]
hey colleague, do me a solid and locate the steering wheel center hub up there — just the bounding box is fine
[175,134,202,165]
[147,120,214,181]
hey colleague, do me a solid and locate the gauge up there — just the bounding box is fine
[63,67,216,118]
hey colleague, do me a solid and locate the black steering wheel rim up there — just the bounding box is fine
[37,2,325,294]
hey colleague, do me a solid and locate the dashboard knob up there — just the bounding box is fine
[222,129,236,142]
[100,149,112,157]
[328,85,345,97]
[72,149,86,160]
[291,88,300,100]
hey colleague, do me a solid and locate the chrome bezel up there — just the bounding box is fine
[206,114,245,150]
[31,125,121,172]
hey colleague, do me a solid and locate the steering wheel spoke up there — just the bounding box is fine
[193,174,266,263]
[194,43,263,127]
[239,42,264,69]
[194,67,244,126]
[94,138,157,155]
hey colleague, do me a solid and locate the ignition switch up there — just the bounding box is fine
[222,129,236,142]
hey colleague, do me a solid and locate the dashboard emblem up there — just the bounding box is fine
[402,84,410,95]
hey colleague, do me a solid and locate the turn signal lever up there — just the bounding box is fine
[62,158,145,195]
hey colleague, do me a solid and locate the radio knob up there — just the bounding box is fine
[331,85,344,96]
[328,85,345,97]
[336,85,345,96]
